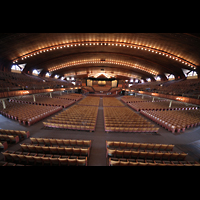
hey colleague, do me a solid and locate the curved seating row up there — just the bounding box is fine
[106,141,174,151]
[20,143,90,157]
[0,129,30,139]
[30,137,92,147]
[106,148,187,161]
[43,122,95,132]
[105,127,159,133]
[109,157,200,166]
[2,150,87,166]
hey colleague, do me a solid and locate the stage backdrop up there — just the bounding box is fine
[87,79,93,86]
[112,80,117,87]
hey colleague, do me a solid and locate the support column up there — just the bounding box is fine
[50,93,52,98]
[33,95,36,102]
[152,97,155,102]
[2,100,6,109]
[169,100,172,108]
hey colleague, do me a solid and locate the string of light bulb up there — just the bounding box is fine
[12,40,196,69]
[48,58,158,76]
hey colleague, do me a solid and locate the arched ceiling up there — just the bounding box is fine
[0,33,200,80]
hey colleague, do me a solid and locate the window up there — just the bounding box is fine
[32,69,40,76]
[187,71,197,76]
[11,65,22,72]
[155,76,161,81]
[168,74,175,80]
[146,78,151,82]
[45,72,51,77]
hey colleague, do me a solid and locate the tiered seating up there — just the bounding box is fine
[78,96,100,106]
[129,79,200,99]
[0,100,62,126]
[103,106,159,133]
[0,71,73,91]
[140,109,200,133]
[127,100,197,111]
[53,93,83,101]
[106,141,174,151]
[30,137,91,147]
[2,137,91,166]
[106,140,200,166]
[43,104,98,132]
[10,95,75,108]
[103,97,125,107]
[121,95,154,103]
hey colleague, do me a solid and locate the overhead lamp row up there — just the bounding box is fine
[48,59,158,76]
[12,41,196,69]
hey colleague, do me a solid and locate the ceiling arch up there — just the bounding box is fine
[1,33,200,80]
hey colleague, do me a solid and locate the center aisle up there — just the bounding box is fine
[88,98,106,166]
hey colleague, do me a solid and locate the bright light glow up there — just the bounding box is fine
[45,72,51,77]
[32,69,39,75]
[11,65,23,72]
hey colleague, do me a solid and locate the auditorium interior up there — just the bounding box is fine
[1,33,200,166]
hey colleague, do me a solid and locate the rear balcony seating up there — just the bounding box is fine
[103,106,159,133]
[2,150,87,166]
[140,109,200,133]
[108,157,200,166]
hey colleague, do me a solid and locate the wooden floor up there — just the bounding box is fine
[1,96,200,165]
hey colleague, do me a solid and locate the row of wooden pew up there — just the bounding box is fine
[106,140,200,166]
[109,157,200,166]
[1,137,92,166]
[2,150,87,166]
[0,129,30,150]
